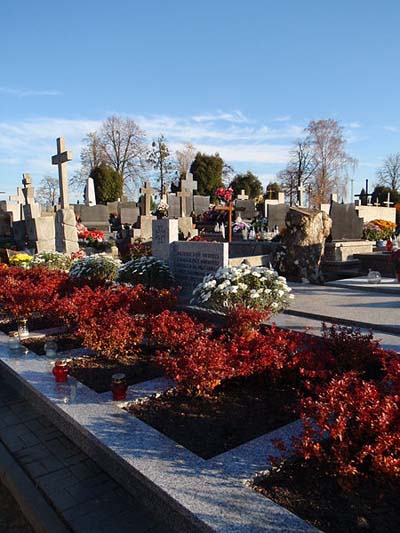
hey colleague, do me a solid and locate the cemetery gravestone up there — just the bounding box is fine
[84,177,96,206]
[120,206,140,225]
[133,182,156,241]
[193,195,210,215]
[235,199,257,220]
[51,137,79,254]
[330,202,364,240]
[152,218,179,263]
[171,241,229,297]
[80,205,110,231]
[266,204,290,230]
[167,194,180,218]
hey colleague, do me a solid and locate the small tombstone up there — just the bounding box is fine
[167,194,180,218]
[193,195,210,215]
[237,189,248,200]
[152,218,179,264]
[84,178,96,206]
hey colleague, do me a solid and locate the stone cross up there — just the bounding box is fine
[51,137,72,209]
[374,199,380,207]
[9,187,24,205]
[140,181,156,216]
[297,183,306,207]
[384,192,394,208]
[237,189,249,200]
[181,171,197,194]
[177,186,191,217]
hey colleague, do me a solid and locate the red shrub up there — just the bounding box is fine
[295,371,400,484]
[0,267,70,321]
[78,309,145,359]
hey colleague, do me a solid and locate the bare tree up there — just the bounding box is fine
[69,132,103,192]
[176,142,196,178]
[376,153,400,191]
[73,116,147,197]
[36,176,58,210]
[99,116,147,194]
[147,135,176,194]
[278,140,315,205]
[305,119,356,205]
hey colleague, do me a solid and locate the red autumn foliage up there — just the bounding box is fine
[0,267,70,321]
[295,371,400,484]
[78,309,145,359]
[55,284,177,331]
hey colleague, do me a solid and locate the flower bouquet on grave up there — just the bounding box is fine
[216,186,233,205]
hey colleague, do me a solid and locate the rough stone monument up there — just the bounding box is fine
[51,137,79,254]
[274,206,332,282]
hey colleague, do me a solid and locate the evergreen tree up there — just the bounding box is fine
[229,171,263,199]
[190,152,224,200]
[90,163,123,204]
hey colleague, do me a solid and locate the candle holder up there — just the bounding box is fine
[17,319,29,339]
[111,373,128,401]
[52,360,69,383]
[8,331,20,351]
[44,341,58,358]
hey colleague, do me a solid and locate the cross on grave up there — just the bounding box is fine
[297,183,306,207]
[51,137,72,209]
[181,171,197,194]
[355,178,372,206]
[140,181,156,216]
[177,186,191,217]
[215,201,235,243]
[237,189,248,200]
[374,199,380,207]
[384,192,394,208]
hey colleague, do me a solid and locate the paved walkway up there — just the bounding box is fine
[0,377,171,533]
[287,280,400,334]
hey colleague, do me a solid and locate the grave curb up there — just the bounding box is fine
[0,332,317,533]
[0,440,69,533]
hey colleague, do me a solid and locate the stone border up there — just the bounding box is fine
[0,332,316,532]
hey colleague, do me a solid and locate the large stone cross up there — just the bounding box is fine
[237,189,248,200]
[177,188,191,217]
[51,137,72,209]
[297,183,306,207]
[384,192,394,208]
[140,181,156,216]
[181,171,197,194]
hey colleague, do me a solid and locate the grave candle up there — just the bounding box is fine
[44,341,57,358]
[17,319,29,339]
[8,331,20,351]
[111,373,128,401]
[52,360,69,383]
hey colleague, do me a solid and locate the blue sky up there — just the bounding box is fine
[1,0,400,201]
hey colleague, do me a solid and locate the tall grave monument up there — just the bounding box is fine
[51,137,79,253]
[133,181,156,240]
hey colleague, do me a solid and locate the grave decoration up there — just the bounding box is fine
[191,264,293,313]
[363,219,396,241]
[69,255,121,286]
[117,256,174,289]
